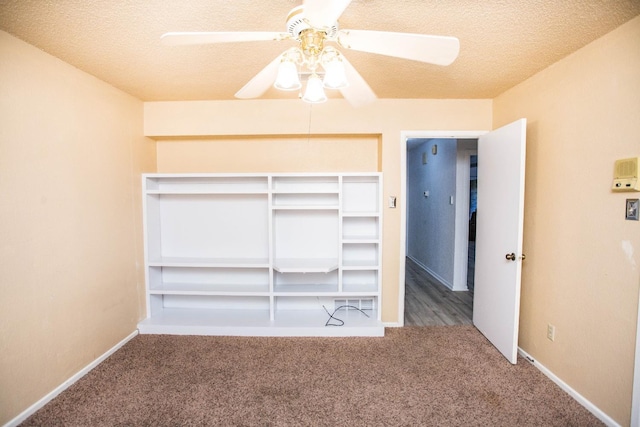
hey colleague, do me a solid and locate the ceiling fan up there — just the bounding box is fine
[161,0,460,107]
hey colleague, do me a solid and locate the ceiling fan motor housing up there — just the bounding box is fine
[286,5,338,39]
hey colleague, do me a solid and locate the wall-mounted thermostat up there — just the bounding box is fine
[612,157,639,192]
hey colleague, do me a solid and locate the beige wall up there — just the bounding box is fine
[494,15,640,425]
[0,31,156,424]
[156,136,380,173]
[145,99,493,323]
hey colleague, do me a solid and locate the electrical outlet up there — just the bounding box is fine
[547,324,556,342]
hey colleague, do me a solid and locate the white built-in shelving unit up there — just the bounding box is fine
[137,173,383,336]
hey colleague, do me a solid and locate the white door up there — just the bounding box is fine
[473,118,527,364]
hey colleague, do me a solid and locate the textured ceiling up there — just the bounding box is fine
[1,1,639,102]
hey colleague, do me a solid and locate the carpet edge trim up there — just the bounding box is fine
[518,347,620,427]
[4,329,139,427]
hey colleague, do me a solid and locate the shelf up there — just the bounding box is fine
[341,284,379,294]
[138,308,272,335]
[141,173,382,337]
[342,177,380,214]
[274,309,383,335]
[272,189,339,194]
[343,242,379,267]
[138,308,383,336]
[341,211,380,217]
[342,270,379,294]
[272,205,339,210]
[273,258,339,273]
[273,283,339,294]
[342,237,379,243]
[342,260,379,269]
[342,216,379,241]
[148,257,270,268]
[271,176,339,194]
[145,176,269,194]
[149,283,269,295]
[274,288,378,296]
[147,190,268,195]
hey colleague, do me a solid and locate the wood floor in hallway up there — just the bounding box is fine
[404,257,473,326]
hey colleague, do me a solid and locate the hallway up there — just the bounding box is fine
[404,257,473,326]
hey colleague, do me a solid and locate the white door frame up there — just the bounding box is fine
[399,130,488,325]
[453,148,478,291]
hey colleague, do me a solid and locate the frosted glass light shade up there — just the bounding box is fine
[274,61,301,91]
[302,74,327,103]
[323,58,348,89]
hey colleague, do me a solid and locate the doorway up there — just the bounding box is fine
[399,131,484,326]
[403,137,477,325]
[400,121,527,363]
[467,155,477,293]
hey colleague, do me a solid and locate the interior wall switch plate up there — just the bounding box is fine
[627,199,639,220]
[547,324,556,341]
[388,196,397,208]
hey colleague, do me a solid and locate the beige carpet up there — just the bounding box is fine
[22,326,602,426]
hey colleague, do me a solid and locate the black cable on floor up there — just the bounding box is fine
[322,305,370,327]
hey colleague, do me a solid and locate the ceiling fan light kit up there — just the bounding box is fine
[273,44,348,103]
[320,49,349,89]
[302,73,328,103]
[161,0,460,107]
[274,59,302,91]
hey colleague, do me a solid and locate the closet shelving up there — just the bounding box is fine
[137,173,383,336]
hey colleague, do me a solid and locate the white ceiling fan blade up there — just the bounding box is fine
[303,0,352,29]
[338,30,460,66]
[235,55,283,99]
[338,56,377,107]
[161,31,289,46]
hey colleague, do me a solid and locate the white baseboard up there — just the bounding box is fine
[4,330,138,427]
[383,321,402,328]
[407,256,456,290]
[518,347,620,427]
